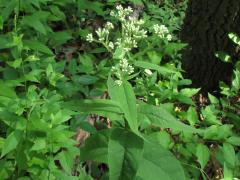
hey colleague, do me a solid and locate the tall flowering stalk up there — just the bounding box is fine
[86,5,172,85]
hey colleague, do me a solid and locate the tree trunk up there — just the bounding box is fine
[181,0,240,93]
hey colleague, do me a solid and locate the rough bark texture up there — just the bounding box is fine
[181,0,240,93]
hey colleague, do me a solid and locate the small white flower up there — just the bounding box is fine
[105,22,114,30]
[115,80,122,86]
[153,24,172,40]
[126,6,133,13]
[110,11,115,17]
[86,33,94,42]
[166,34,172,41]
[116,5,123,11]
[108,42,114,49]
[144,69,153,75]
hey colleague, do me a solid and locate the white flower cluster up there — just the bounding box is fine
[153,24,172,41]
[111,5,147,52]
[111,58,134,86]
[110,5,133,21]
[86,22,115,50]
[85,5,172,86]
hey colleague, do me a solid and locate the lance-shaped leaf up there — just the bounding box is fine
[135,137,186,180]
[108,128,143,180]
[63,99,123,121]
[107,77,138,132]
[138,104,203,134]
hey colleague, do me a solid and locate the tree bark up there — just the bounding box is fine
[181,0,240,93]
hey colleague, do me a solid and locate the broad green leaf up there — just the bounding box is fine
[215,51,232,63]
[223,163,233,180]
[135,139,185,180]
[1,130,23,157]
[226,136,240,146]
[0,137,4,149]
[80,129,110,163]
[77,0,104,15]
[108,128,143,180]
[232,70,240,91]
[134,61,175,76]
[24,40,53,55]
[0,16,3,30]
[22,16,47,35]
[180,88,200,97]
[202,106,221,125]
[1,0,17,21]
[58,149,79,174]
[78,75,99,85]
[208,93,219,104]
[203,125,218,139]
[50,31,72,47]
[196,144,210,169]
[63,99,123,121]
[174,94,195,106]
[148,131,173,149]
[30,139,46,151]
[6,58,22,68]
[51,109,73,125]
[50,5,66,20]
[113,47,126,59]
[229,33,240,46]
[138,104,203,134]
[108,77,138,132]
[164,42,187,55]
[0,81,17,98]
[187,106,199,126]
[222,143,235,168]
[78,169,93,180]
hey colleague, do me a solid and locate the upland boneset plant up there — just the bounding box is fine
[86,5,172,85]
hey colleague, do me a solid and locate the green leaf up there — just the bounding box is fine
[77,0,104,15]
[202,106,221,125]
[0,16,3,30]
[50,31,72,47]
[222,143,235,168]
[22,16,47,35]
[1,130,23,157]
[215,51,232,63]
[148,131,173,149]
[138,104,203,134]
[180,88,200,97]
[108,77,138,132]
[58,149,79,174]
[187,106,199,126]
[6,58,22,68]
[226,136,240,146]
[223,163,233,180]
[24,40,53,55]
[134,61,175,76]
[228,33,240,46]
[80,130,110,163]
[196,144,210,169]
[113,47,125,59]
[1,0,17,21]
[108,128,143,180]
[0,137,4,149]
[135,138,186,180]
[232,70,240,91]
[78,75,99,85]
[0,81,17,98]
[174,94,195,106]
[63,99,123,121]
[164,42,187,55]
[208,93,219,104]
[30,139,46,151]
